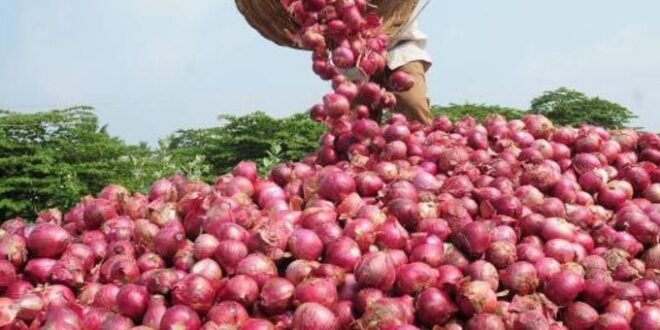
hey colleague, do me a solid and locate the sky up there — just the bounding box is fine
[1,1,659,144]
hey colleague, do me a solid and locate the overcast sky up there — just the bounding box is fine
[1,1,659,144]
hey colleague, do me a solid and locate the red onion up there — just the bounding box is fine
[544,270,585,306]
[137,252,165,272]
[644,244,660,269]
[108,240,136,258]
[83,198,117,230]
[207,301,248,326]
[219,275,259,306]
[452,221,492,256]
[515,310,550,330]
[564,301,599,330]
[457,280,498,316]
[343,218,376,252]
[324,237,361,270]
[190,258,223,284]
[100,255,140,285]
[594,313,630,330]
[294,277,337,307]
[215,239,248,275]
[259,277,295,315]
[285,260,319,285]
[153,226,186,259]
[141,268,180,295]
[632,306,660,330]
[23,258,55,283]
[384,180,419,203]
[544,239,576,263]
[355,172,384,197]
[416,287,457,326]
[94,283,120,311]
[466,260,499,290]
[292,303,337,330]
[375,217,409,250]
[395,262,438,295]
[160,305,201,330]
[142,295,167,329]
[635,278,660,300]
[541,217,576,241]
[288,228,324,261]
[0,260,16,289]
[4,279,33,300]
[466,313,505,330]
[332,46,355,68]
[357,296,414,328]
[501,261,539,295]
[236,253,278,287]
[26,223,71,258]
[116,284,149,320]
[240,318,276,329]
[51,256,85,288]
[355,251,396,291]
[41,304,82,329]
[486,241,517,269]
[193,234,220,260]
[388,70,415,92]
[172,274,215,313]
[387,198,420,229]
[0,233,27,268]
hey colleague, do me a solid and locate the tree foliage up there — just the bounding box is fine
[166,111,325,177]
[530,87,636,128]
[0,107,184,220]
[432,103,525,122]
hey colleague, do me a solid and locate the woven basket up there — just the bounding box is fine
[235,0,419,49]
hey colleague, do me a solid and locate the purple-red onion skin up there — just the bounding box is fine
[415,287,457,326]
[159,305,202,330]
[354,251,396,291]
[292,302,338,330]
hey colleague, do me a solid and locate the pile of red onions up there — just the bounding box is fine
[2,1,660,330]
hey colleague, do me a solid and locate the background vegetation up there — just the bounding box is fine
[0,88,638,220]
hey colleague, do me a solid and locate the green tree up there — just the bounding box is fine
[432,103,525,122]
[0,107,185,220]
[530,87,636,128]
[166,111,324,178]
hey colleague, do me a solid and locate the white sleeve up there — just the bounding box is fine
[387,21,433,70]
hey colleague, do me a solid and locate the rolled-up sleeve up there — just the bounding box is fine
[387,20,432,70]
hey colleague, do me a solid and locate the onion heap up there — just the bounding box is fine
[1,1,660,329]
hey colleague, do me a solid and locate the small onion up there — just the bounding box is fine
[159,305,201,330]
[292,302,337,330]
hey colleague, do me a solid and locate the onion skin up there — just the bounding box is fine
[259,277,295,315]
[501,261,539,295]
[396,262,439,295]
[0,260,16,289]
[292,302,338,330]
[544,270,585,306]
[415,287,457,326]
[354,251,396,291]
[116,284,149,320]
[159,305,201,330]
[26,223,71,258]
[457,280,498,316]
[172,274,216,313]
[564,301,599,330]
[594,313,630,330]
[466,313,506,330]
[219,275,259,307]
[632,306,660,330]
[207,301,249,326]
[142,295,167,329]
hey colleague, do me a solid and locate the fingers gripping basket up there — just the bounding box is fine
[235,0,419,49]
